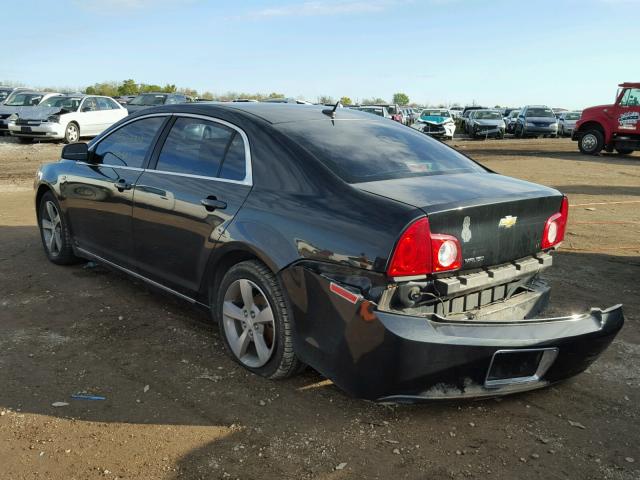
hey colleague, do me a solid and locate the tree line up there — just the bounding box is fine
[3,79,424,106]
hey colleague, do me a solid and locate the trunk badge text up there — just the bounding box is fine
[461,216,472,243]
[498,215,518,229]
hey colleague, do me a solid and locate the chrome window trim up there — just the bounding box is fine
[87,112,253,186]
[76,162,144,172]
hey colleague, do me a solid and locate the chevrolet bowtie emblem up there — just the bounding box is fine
[498,215,518,228]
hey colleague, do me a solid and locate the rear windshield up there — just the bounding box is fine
[279,118,486,183]
[526,107,554,117]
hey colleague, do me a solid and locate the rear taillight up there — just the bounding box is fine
[387,217,462,278]
[541,196,569,249]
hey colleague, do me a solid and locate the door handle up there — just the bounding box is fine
[114,179,133,191]
[201,196,227,211]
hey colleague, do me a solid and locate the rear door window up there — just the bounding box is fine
[93,116,165,168]
[156,117,235,177]
[219,133,246,181]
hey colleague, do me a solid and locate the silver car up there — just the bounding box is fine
[467,109,506,139]
[515,105,558,138]
[558,111,581,137]
[0,91,61,136]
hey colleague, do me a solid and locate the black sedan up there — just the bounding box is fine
[34,103,623,401]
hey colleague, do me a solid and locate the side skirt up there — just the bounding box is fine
[75,247,209,309]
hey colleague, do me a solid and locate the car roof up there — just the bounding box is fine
[131,102,376,125]
[619,82,640,89]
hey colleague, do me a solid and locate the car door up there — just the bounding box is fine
[95,97,123,132]
[132,114,252,296]
[78,97,102,136]
[615,87,640,135]
[62,115,168,269]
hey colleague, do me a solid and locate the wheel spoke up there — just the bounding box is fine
[47,231,56,252]
[253,333,271,364]
[232,328,251,358]
[41,219,53,231]
[46,202,56,222]
[223,301,244,321]
[53,230,62,253]
[239,279,254,309]
[254,305,274,325]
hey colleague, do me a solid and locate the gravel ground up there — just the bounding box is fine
[0,135,638,479]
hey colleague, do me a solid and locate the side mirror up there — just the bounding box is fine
[61,142,89,162]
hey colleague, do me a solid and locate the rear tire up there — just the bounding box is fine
[37,191,80,265]
[215,260,302,380]
[616,148,634,155]
[578,129,604,155]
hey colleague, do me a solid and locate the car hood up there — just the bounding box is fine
[474,119,503,126]
[13,106,73,120]
[419,115,450,124]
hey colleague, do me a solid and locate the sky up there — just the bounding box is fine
[2,0,639,109]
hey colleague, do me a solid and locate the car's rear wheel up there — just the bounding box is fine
[578,130,604,155]
[216,260,301,379]
[37,191,79,265]
[64,122,80,144]
[616,148,634,155]
[18,137,34,144]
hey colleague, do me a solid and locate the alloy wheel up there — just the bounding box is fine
[222,279,276,368]
[66,124,79,143]
[41,200,63,256]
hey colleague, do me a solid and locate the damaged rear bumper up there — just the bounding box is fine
[282,264,624,401]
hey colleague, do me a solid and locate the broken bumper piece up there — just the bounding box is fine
[373,304,624,401]
[282,266,624,402]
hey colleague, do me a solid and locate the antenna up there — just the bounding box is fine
[322,101,341,118]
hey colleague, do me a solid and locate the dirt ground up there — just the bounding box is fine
[0,135,638,480]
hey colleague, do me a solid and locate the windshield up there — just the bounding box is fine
[39,96,82,110]
[278,118,486,183]
[421,110,450,118]
[129,94,167,106]
[509,110,520,118]
[4,93,44,106]
[526,107,554,118]
[0,89,12,102]
[474,111,502,120]
[565,112,581,120]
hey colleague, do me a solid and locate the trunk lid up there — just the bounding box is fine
[354,172,563,269]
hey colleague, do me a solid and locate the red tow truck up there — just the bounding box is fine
[573,82,639,155]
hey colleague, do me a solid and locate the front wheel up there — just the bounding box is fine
[37,191,80,265]
[616,148,634,155]
[63,122,80,144]
[578,130,604,155]
[216,260,302,379]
